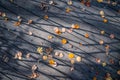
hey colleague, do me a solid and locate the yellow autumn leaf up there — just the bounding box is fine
[49,59,55,65]
[103,18,108,23]
[37,47,43,54]
[48,35,53,39]
[68,53,75,59]
[61,39,67,44]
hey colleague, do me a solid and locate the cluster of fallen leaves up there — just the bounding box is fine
[0,2,118,79]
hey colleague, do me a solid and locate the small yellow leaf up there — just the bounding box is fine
[37,47,43,54]
[49,59,55,65]
[68,53,75,59]
[103,19,108,23]
[61,39,67,44]
[48,35,53,39]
